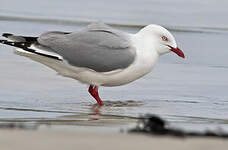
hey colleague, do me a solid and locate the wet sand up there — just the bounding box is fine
[0,126,228,150]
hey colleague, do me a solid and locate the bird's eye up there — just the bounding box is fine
[162,36,168,41]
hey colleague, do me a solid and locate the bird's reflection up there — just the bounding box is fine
[88,100,142,121]
[88,105,102,120]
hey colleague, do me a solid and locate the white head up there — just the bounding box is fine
[138,24,185,58]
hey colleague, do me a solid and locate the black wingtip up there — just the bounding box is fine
[0,39,7,44]
[0,40,21,47]
[2,33,13,38]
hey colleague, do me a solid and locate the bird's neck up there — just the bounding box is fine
[130,33,159,74]
[133,32,159,56]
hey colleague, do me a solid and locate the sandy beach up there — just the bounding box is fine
[0,126,228,150]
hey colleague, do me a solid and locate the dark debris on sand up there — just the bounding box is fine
[129,114,228,138]
[0,123,38,130]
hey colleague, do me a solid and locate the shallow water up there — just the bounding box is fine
[0,0,228,131]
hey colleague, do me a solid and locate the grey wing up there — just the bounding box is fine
[37,22,136,72]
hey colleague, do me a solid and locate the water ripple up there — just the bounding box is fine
[1,15,228,34]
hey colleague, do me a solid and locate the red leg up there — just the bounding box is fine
[88,85,104,106]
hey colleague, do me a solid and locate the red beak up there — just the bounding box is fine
[167,45,185,58]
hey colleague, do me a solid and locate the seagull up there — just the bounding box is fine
[0,22,185,106]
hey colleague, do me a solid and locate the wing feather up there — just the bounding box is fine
[37,22,136,72]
